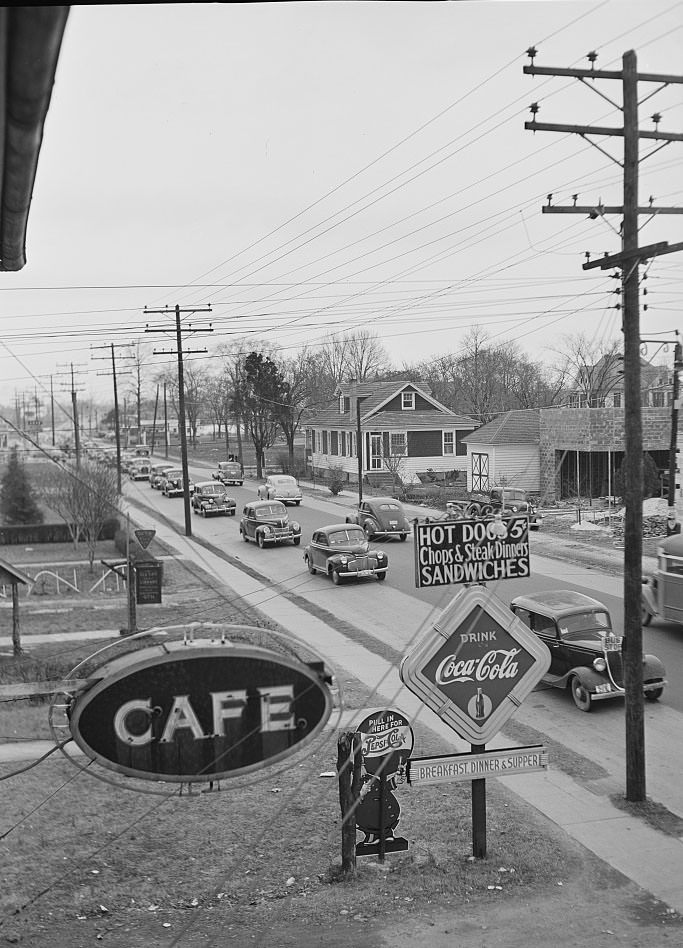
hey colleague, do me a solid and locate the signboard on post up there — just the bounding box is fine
[135,563,163,604]
[413,516,530,589]
[354,709,413,858]
[407,745,549,786]
[399,585,551,745]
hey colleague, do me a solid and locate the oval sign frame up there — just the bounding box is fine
[69,641,333,783]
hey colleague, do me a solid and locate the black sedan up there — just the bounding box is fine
[345,497,410,541]
[304,524,388,584]
[191,481,236,517]
[239,500,301,547]
[510,589,666,711]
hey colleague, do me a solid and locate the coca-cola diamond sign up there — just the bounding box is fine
[400,586,550,745]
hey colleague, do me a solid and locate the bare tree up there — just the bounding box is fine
[41,460,119,570]
[553,334,623,407]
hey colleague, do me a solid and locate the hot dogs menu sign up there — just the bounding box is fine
[400,586,550,745]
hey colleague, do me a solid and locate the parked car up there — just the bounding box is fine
[509,589,666,712]
[212,460,243,486]
[445,487,542,529]
[150,463,175,489]
[160,468,194,498]
[257,475,302,505]
[304,524,388,584]
[345,497,410,541]
[642,532,683,627]
[239,500,301,547]
[129,459,151,481]
[191,481,236,517]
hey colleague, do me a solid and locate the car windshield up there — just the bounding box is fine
[328,528,365,546]
[166,471,182,478]
[200,485,223,496]
[558,610,612,637]
[256,504,286,519]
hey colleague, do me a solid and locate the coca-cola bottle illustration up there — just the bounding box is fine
[475,687,486,719]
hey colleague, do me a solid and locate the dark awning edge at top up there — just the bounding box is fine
[0,5,70,271]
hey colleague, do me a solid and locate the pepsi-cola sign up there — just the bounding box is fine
[400,586,550,744]
[69,642,333,783]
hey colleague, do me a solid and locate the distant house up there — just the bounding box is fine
[464,405,676,504]
[305,380,478,487]
[463,411,542,493]
[566,354,671,409]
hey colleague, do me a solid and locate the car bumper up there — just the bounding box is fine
[342,565,388,578]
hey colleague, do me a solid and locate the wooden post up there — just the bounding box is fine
[337,731,362,875]
[11,583,22,656]
[471,743,487,858]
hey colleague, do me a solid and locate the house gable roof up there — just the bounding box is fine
[307,380,478,428]
[463,409,541,445]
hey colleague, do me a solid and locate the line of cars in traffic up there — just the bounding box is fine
[133,458,670,714]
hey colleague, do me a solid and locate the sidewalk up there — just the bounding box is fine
[3,478,681,920]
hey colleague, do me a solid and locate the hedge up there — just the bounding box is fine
[0,518,120,546]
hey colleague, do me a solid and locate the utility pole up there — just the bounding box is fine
[668,336,683,534]
[163,381,169,459]
[525,48,683,801]
[50,375,55,447]
[151,383,159,456]
[144,304,212,537]
[91,343,134,494]
[56,363,86,468]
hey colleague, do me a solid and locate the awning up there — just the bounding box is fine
[0,5,69,271]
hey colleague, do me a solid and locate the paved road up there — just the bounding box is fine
[120,469,683,816]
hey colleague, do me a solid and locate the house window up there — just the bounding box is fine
[331,431,339,455]
[349,432,355,457]
[652,391,665,408]
[390,432,407,456]
[612,393,621,408]
[311,430,316,453]
[455,431,468,456]
[322,430,328,455]
[341,431,346,455]
[339,395,350,414]
[401,391,415,410]
[443,432,454,455]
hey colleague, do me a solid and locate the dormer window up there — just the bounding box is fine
[402,391,415,410]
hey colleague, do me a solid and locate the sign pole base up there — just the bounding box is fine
[471,742,486,858]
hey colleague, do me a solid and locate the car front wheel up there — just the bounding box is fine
[645,687,664,702]
[376,572,386,581]
[331,569,342,585]
[399,532,407,542]
[570,676,592,712]
[306,556,315,574]
[241,530,249,542]
[641,599,653,626]
[257,533,267,549]
[293,536,301,546]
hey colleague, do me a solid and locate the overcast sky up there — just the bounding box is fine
[2,0,682,421]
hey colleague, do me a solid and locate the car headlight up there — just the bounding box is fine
[263,525,273,535]
[340,556,348,565]
[291,521,300,530]
[377,552,386,559]
[593,657,607,672]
